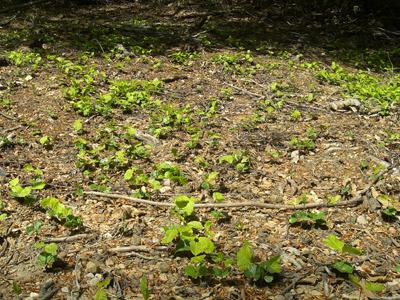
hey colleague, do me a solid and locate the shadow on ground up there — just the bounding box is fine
[1,0,399,69]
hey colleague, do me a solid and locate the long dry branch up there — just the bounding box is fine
[83,191,361,211]
[84,166,391,211]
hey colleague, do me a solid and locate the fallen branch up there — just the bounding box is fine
[2,125,22,134]
[44,233,95,243]
[0,111,15,120]
[84,167,391,211]
[108,245,151,253]
[84,190,364,210]
[118,252,158,260]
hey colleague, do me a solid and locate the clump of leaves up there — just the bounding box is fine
[162,195,232,279]
[289,127,318,152]
[317,61,400,115]
[151,162,187,185]
[9,164,46,201]
[289,210,326,227]
[219,151,251,172]
[322,234,362,275]
[40,197,82,228]
[236,241,281,283]
[34,242,58,269]
[213,50,260,74]
[6,50,42,68]
[169,51,198,65]
[94,277,111,300]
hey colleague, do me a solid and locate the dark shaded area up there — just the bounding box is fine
[0,0,399,69]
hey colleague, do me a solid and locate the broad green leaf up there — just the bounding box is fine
[97,277,111,289]
[94,288,108,300]
[212,192,224,202]
[342,244,362,255]
[184,265,201,279]
[140,276,149,300]
[191,255,206,263]
[323,234,344,252]
[9,177,19,187]
[264,275,274,283]
[237,241,253,271]
[328,195,341,204]
[44,243,58,256]
[332,261,353,274]
[219,155,234,164]
[11,186,32,198]
[72,119,83,132]
[0,213,7,221]
[190,237,215,256]
[396,264,400,273]
[349,273,361,285]
[244,264,261,280]
[187,221,203,229]
[26,220,43,235]
[174,195,196,216]
[212,267,230,278]
[264,255,281,274]
[31,181,46,190]
[161,226,178,244]
[364,282,385,292]
[124,169,134,181]
[34,241,45,249]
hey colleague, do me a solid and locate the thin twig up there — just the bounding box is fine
[44,233,95,243]
[2,125,22,134]
[227,83,327,112]
[118,252,158,260]
[83,192,360,210]
[109,245,151,253]
[0,111,15,120]
[84,167,391,211]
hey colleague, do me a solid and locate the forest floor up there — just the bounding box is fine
[0,1,400,299]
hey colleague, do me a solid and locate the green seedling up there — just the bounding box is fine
[236,241,281,283]
[140,276,150,300]
[381,207,398,221]
[6,50,42,68]
[289,210,326,227]
[94,277,111,300]
[151,162,187,185]
[219,151,251,172]
[26,220,44,235]
[39,135,53,149]
[169,51,198,65]
[34,242,58,269]
[40,197,82,228]
[323,234,362,255]
[201,171,219,190]
[290,110,302,121]
[317,61,400,114]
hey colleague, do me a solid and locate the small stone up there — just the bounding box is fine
[158,262,170,273]
[85,261,99,274]
[159,274,168,282]
[290,150,300,164]
[88,274,103,286]
[61,287,69,293]
[357,215,368,225]
[29,292,39,299]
